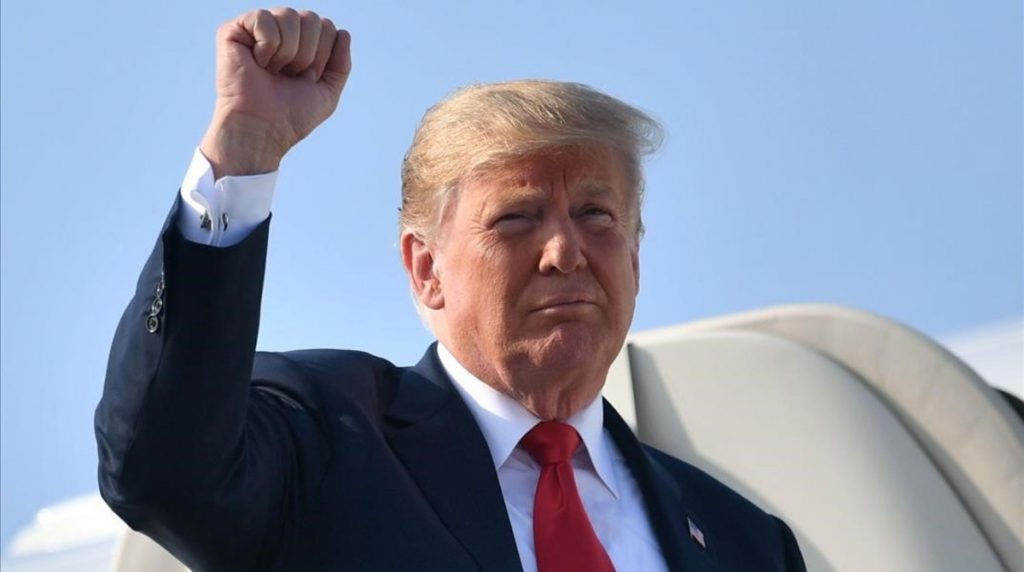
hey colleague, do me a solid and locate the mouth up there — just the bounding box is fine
[530,297,598,313]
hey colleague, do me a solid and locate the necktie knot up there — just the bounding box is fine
[521,421,581,466]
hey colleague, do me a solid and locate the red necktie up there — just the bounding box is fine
[521,421,616,572]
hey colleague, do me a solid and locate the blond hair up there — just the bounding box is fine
[399,80,663,240]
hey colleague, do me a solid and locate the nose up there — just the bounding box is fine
[538,217,587,274]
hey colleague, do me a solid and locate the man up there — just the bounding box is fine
[96,8,805,572]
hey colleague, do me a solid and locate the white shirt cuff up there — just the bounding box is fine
[177,148,277,247]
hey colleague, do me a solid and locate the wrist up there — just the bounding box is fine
[200,111,291,178]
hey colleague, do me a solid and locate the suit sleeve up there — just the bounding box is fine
[94,200,329,570]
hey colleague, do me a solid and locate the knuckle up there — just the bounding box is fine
[276,6,299,20]
[253,11,277,41]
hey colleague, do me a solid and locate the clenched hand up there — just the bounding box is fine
[200,8,352,177]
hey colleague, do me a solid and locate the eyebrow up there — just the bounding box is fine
[576,181,615,200]
[498,184,546,203]
[481,179,619,215]
[500,180,615,201]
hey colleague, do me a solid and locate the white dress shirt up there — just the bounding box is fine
[436,345,669,572]
[177,148,277,247]
[176,149,669,571]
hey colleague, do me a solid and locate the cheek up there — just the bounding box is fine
[484,264,536,325]
[598,246,640,300]
[451,252,517,310]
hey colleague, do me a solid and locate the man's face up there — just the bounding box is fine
[412,146,640,414]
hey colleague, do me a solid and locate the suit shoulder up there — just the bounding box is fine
[643,444,771,519]
[256,348,400,379]
[251,349,404,413]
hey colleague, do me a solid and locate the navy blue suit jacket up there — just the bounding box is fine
[95,209,805,571]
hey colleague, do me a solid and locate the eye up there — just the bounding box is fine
[492,212,536,234]
[497,212,528,222]
[578,206,614,226]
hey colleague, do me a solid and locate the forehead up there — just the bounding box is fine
[465,146,632,201]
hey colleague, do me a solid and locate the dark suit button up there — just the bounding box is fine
[146,315,160,334]
[150,298,164,314]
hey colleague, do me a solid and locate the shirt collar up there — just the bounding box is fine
[437,343,620,499]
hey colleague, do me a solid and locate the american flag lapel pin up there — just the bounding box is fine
[687,517,706,549]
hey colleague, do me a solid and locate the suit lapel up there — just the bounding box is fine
[604,400,720,572]
[381,345,718,572]
[384,345,522,572]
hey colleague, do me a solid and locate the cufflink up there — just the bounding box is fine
[200,211,212,231]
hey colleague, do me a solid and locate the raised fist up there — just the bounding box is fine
[200,8,352,177]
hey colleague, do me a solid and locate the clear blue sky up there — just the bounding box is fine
[1,0,1020,550]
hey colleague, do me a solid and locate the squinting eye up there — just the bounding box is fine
[580,207,614,223]
[495,213,532,226]
[493,213,534,233]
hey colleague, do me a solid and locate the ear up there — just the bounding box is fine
[400,230,445,310]
[631,245,641,295]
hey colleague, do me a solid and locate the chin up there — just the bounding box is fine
[529,324,613,372]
